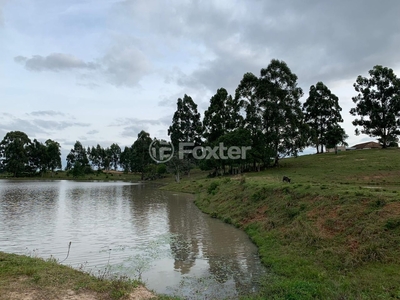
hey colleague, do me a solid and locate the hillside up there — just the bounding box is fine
[163,148,400,299]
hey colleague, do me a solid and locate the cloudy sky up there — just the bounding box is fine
[1,0,400,166]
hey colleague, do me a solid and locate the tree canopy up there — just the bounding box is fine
[303,82,343,153]
[168,94,202,148]
[350,65,400,148]
[0,131,32,177]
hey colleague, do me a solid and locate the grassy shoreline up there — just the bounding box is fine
[161,149,400,299]
[0,251,171,300]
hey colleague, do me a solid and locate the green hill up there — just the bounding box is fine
[164,148,400,299]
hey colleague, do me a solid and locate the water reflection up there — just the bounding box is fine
[0,180,265,299]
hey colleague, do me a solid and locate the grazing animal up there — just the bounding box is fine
[282,176,291,183]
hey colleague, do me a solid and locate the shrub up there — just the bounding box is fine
[207,181,219,195]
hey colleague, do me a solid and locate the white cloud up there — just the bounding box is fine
[100,37,152,87]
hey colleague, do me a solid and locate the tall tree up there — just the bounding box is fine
[45,139,62,174]
[203,88,243,143]
[237,60,306,167]
[66,141,90,176]
[236,72,272,169]
[259,59,306,166]
[132,130,153,180]
[27,139,47,175]
[350,65,400,148]
[109,143,121,170]
[120,146,133,173]
[303,82,343,153]
[168,94,203,148]
[0,131,32,177]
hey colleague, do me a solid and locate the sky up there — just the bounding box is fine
[1,0,400,167]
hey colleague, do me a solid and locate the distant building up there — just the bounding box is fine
[326,145,347,153]
[349,141,382,150]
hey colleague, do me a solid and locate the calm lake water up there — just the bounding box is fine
[0,180,266,299]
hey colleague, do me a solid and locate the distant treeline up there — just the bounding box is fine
[1,60,399,179]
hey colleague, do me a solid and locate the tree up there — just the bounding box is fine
[0,131,32,177]
[168,94,203,148]
[27,139,47,175]
[167,95,202,179]
[131,131,153,180]
[66,141,90,176]
[166,154,191,183]
[325,125,348,154]
[237,60,306,167]
[303,82,343,153]
[235,73,271,170]
[120,146,133,173]
[260,60,306,166]
[203,88,243,143]
[109,143,121,170]
[350,65,400,148]
[45,139,61,175]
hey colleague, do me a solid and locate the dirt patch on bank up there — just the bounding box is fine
[1,287,155,300]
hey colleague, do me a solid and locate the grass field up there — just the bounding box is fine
[0,251,139,300]
[162,148,400,299]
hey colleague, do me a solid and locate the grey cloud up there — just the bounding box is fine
[15,43,151,87]
[28,110,66,117]
[120,125,149,138]
[109,116,172,138]
[115,0,400,95]
[32,119,91,131]
[0,119,48,136]
[110,117,169,127]
[14,53,99,72]
[101,39,152,87]
[87,130,99,135]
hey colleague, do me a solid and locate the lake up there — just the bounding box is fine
[0,180,266,299]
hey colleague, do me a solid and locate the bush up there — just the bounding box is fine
[207,181,219,195]
[157,164,167,175]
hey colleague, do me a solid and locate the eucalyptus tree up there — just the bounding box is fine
[27,139,47,174]
[167,94,202,179]
[66,141,90,176]
[235,72,271,169]
[236,59,306,167]
[45,139,62,174]
[0,131,32,177]
[132,130,153,180]
[168,94,203,148]
[203,88,243,143]
[109,143,121,170]
[350,65,400,148]
[120,146,133,173]
[259,59,306,166]
[303,82,343,153]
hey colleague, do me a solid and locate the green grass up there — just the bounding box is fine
[0,252,179,300]
[161,149,400,299]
